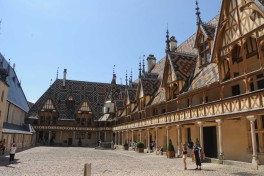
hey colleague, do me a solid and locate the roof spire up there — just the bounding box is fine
[111,65,116,84]
[166,25,170,54]
[195,0,202,25]
[130,69,133,87]
[56,67,59,79]
[138,57,142,78]
[142,55,145,74]
[125,70,128,86]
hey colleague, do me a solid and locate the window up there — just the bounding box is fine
[232,45,242,64]
[232,85,240,96]
[152,108,158,116]
[87,133,91,139]
[245,37,258,58]
[199,41,211,66]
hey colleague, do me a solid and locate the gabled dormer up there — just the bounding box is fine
[162,52,196,100]
[194,23,215,67]
[194,0,216,67]
[78,100,92,114]
[41,97,57,112]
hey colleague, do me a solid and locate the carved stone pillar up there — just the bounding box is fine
[177,125,182,157]
[247,116,260,167]
[155,127,158,152]
[216,119,224,162]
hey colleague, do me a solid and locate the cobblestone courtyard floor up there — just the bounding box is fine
[0,146,263,176]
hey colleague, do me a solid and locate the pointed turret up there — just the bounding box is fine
[125,70,128,87]
[195,0,202,25]
[142,55,145,74]
[165,27,170,54]
[138,58,142,78]
[111,65,116,85]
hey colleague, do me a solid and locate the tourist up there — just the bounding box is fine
[152,141,156,152]
[0,139,6,155]
[193,144,202,170]
[182,144,188,170]
[9,141,17,163]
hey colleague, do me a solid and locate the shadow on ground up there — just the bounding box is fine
[0,156,20,167]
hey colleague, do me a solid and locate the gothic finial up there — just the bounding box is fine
[125,70,128,86]
[113,65,116,75]
[130,69,133,87]
[166,25,170,53]
[139,57,142,78]
[56,67,59,79]
[50,79,53,87]
[195,0,202,25]
[142,55,145,74]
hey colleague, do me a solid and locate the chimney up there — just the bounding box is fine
[147,54,156,72]
[63,69,67,87]
[170,36,177,52]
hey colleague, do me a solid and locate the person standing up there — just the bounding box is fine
[1,139,6,155]
[182,144,188,170]
[9,142,17,163]
[193,144,202,170]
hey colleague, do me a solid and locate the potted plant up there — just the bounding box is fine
[123,141,129,150]
[166,139,175,158]
[136,141,145,153]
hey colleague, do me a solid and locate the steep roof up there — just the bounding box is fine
[188,63,219,91]
[0,53,29,112]
[28,79,125,120]
[140,78,161,96]
[168,52,197,80]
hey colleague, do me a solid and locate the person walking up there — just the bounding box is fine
[193,144,202,170]
[182,144,188,170]
[9,142,17,163]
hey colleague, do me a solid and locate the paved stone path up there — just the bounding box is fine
[0,147,263,176]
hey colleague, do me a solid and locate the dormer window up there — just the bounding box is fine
[199,41,211,65]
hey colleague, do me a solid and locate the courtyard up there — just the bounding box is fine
[0,147,263,176]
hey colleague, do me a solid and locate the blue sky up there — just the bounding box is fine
[0,0,220,102]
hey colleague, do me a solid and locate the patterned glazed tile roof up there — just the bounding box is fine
[127,89,137,103]
[115,100,124,110]
[140,78,161,96]
[207,15,219,27]
[148,87,166,106]
[188,63,219,91]
[176,34,197,55]
[169,52,197,80]
[28,79,126,120]
[201,23,216,39]
[0,53,29,112]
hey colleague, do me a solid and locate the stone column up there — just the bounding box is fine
[247,116,260,167]
[197,122,204,148]
[115,132,117,145]
[48,131,51,145]
[197,121,204,159]
[155,127,158,152]
[127,130,129,143]
[104,131,107,142]
[60,131,63,145]
[216,119,224,162]
[117,132,120,145]
[177,125,182,157]
[166,126,170,149]
[139,130,142,142]
[147,129,150,151]
[131,130,134,142]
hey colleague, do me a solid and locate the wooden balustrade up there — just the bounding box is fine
[113,90,264,131]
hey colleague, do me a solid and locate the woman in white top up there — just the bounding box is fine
[9,142,17,163]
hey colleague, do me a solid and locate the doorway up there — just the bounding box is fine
[203,126,217,158]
